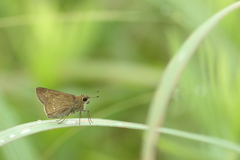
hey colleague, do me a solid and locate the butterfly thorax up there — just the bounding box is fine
[71,95,90,114]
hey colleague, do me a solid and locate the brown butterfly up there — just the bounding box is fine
[36,87,99,125]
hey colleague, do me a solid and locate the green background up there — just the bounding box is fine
[0,0,240,159]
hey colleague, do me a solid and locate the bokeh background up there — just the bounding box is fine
[1,0,240,160]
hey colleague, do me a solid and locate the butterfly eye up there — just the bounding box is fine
[82,97,88,102]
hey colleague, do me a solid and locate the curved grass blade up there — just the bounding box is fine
[142,2,240,160]
[0,118,240,154]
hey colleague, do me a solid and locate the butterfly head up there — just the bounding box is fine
[82,95,90,104]
[80,91,99,106]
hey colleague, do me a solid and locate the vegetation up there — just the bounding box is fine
[0,0,240,160]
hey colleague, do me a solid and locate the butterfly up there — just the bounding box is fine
[36,87,99,125]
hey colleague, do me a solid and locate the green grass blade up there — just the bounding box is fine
[0,118,240,154]
[142,1,240,160]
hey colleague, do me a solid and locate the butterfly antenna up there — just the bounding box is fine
[90,91,99,98]
[92,91,99,94]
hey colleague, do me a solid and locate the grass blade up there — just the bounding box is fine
[142,1,240,160]
[0,118,240,154]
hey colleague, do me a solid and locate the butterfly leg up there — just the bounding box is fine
[57,116,68,124]
[57,108,74,124]
[82,109,93,124]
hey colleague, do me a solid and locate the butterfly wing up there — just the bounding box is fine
[36,87,76,118]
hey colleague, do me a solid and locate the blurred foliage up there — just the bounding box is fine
[0,0,240,160]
